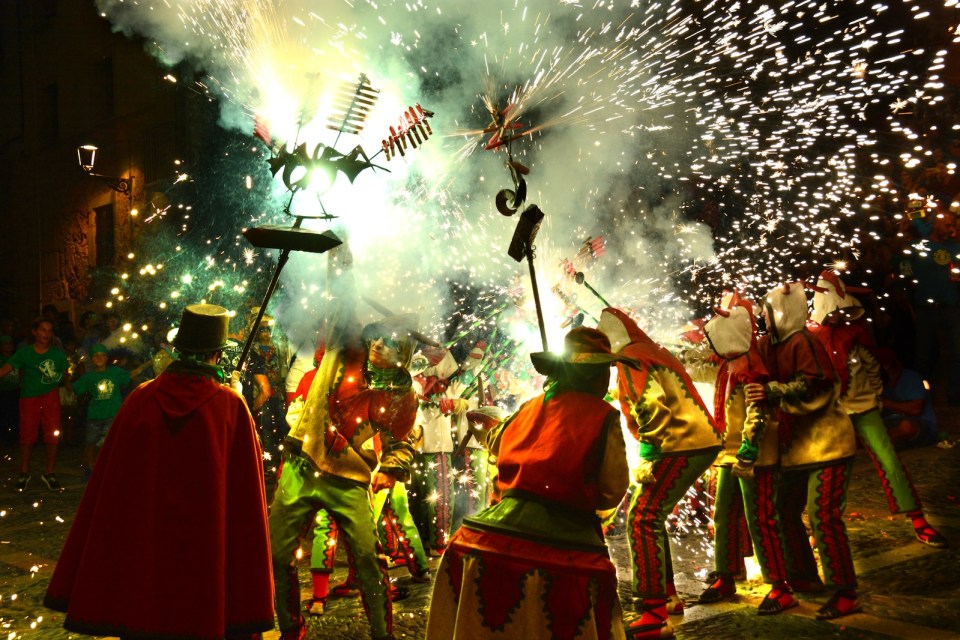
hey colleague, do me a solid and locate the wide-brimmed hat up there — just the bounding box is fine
[530,326,639,376]
[173,304,232,353]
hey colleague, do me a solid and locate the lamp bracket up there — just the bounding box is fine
[87,172,133,196]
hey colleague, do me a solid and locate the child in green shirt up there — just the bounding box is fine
[72,344,131,480]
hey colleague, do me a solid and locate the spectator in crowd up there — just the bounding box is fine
[875,347,942,449]
[71,343,132,481]
[250,316,287,462]
[100,313,124,352]
[0,335,19,443]
[40,304,68,347]
[0,317,70,491]
[77,311,106,357]
[902,206,960,404]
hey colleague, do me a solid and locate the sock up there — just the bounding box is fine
[666,582,678,597]
[772,580,792,593]
[710,574,733,589]
[311,572,330,600]
[907,510,927,530]
[766,582,795,602]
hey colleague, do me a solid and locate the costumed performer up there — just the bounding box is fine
[426,326,632,640]
[43,303,274,639]
[750,282,860,620]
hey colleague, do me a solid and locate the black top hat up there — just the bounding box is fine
[173,304,232,354]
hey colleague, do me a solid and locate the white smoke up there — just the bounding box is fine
[95,0,715,352]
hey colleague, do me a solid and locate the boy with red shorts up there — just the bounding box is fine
[0,317,69,491]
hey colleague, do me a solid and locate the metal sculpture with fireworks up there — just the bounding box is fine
[237,74,436,370]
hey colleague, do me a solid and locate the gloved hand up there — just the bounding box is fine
[439,397,470,415]
[732,459,755,479]
[633,459,656,485]
[230,370,243,396]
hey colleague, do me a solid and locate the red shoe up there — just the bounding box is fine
[626,599,674,639]
[330,582,360,598]
[815,590,861,620]
[915,523,949,548]
[757,585,798,615]
[665,594,684,615]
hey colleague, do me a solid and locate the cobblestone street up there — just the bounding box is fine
[2,410,959,640]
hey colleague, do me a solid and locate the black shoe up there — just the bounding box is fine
[16,473,30,491]
[41,473,60,490]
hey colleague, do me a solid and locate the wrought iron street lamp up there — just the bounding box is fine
[77,145,133,196]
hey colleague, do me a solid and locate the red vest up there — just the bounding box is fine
[497,391,615,513]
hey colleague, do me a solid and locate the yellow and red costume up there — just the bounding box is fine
[270,324,417,640]
[757,282,859,620]
[598,307,721,639]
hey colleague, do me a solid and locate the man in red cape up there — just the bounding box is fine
[44,303,274,639]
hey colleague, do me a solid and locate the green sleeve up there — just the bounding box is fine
[72,373,91,396]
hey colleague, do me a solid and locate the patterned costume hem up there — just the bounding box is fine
[427,526,624,640]
[60,616,275,639]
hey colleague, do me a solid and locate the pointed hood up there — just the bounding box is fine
[704,291,756,359]
[809,270,868,324]
[597,307,653,354]
[597,307,686,372]
[762,282,809,344]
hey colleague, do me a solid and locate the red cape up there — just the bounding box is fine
[45,368,274,639]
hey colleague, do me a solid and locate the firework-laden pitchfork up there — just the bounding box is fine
[328,74,380,144]
[235,223,343,372]
[478,97,547,349]
[380,104,435,161]
[508,205,548,352]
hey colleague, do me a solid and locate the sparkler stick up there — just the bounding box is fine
[237,216,343,371]
[453,371,483,458]
[574,271,611,308]
[361,296,442,348]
